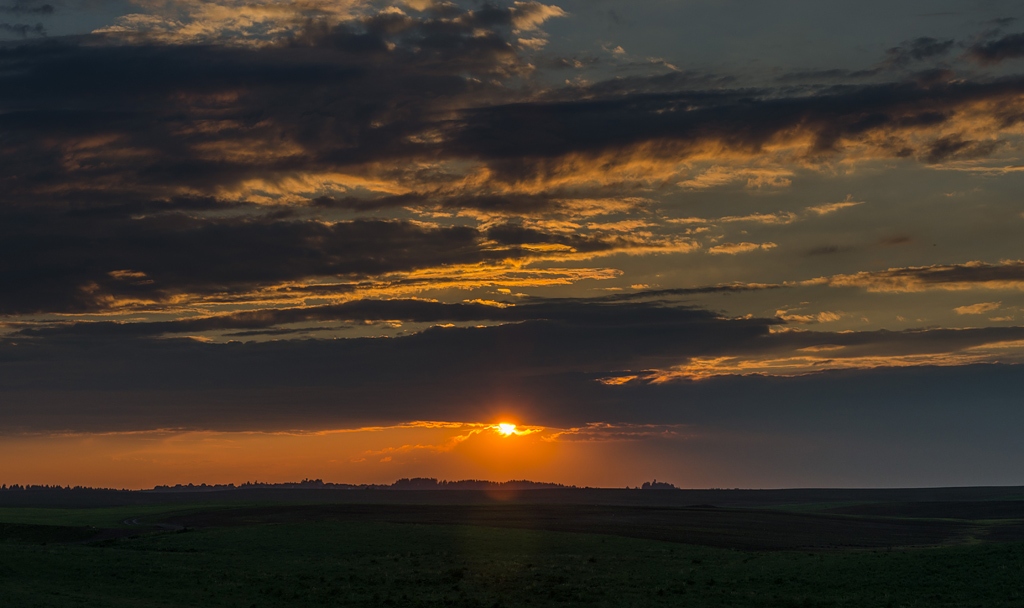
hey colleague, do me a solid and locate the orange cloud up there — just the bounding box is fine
[954,302,1001,315]
[707,242,777,255]
[776,309,843,324]
[805,198,864,215]
[813,260,1024,293]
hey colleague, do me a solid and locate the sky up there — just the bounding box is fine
[3,0,1024,489]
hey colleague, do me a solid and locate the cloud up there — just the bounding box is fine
[884,37,955,67]
[969,32,1024,65]
[814,260,1024,293]
[0,0,53,15]
[0,20,44,36]
[5,302,1024,433]
[676,166,793,190]
[646,325,1024,381]
[2,13,1024,243]
[707,242,777,255]
[447,76,1024,186]
[669,199,859,230]
[924,135,1003,164]
[954,302,1001,315]
[12,288,782,339]
[0,297,782,431]
[93,0,565,49]
[2,1,1024,452]
[509,1,566,31]
[806,199,863,215]
[775,310,843,324]
[94,0,367,45]
[0,203,702,314]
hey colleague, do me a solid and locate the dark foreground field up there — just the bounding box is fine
[1,487,1023,607]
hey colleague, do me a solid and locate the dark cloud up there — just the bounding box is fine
[1,2,1023,451]
[825,260,1024,291]
[5,354,1024,489]
[12,288,782,339]
[0,212,470,313]
[565,283,782,302]
[4,18,1022,316]
[0,4,533,206]
[884,37,955,67]
[924,135,1003,163]
[0,299,776,431]
[311,192,594,215]
[969,32,1024,64]
[0,0,53,15]
[767,325,1024,356]
[990,17,1017,27]
[1,204,676,313]
[3,300,1024,432]
[445,77,1024,180]
[775,68,880,83]
[0,21,44,36]
[1,18,1020,214]
[541,54,600,70]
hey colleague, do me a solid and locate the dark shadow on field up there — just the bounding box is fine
[824,500,1024,520]
[0,522,96,544]
[158,503,1017,551]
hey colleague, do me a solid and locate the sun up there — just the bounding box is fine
[496,423,517,436]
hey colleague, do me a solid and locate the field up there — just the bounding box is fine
[1,487,1023,607]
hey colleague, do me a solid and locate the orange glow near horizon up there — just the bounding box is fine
[0,421,691,490]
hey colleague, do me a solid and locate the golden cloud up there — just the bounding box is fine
[955,302,1002,315]
[805,199,864,215]
[814,260,1024,293]
[707,242,777,255]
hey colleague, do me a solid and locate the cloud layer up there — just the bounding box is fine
[3,0,1024,487]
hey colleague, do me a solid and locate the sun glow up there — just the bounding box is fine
[496,423,517,436]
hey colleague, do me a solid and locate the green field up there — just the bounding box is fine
[1,503,1024,607]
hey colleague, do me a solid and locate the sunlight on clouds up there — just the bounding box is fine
[33,262,628,325]
[669,212,798,226]
[815,260,1024,293]
[805,197,864,216]
[667,202,858,229]
[677,166,794,190]
[517,37,548,50]
[509,1,566,31]
[776,309,843,324]
[648,350,1024,381]
[954,302,1001,315]
[191,138,307,165]
[626,330,1024,382]
[707,242,777,255]
[96,0,367,45]
[216,169,415,204]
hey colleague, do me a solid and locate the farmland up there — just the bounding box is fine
[1,487,1022,607]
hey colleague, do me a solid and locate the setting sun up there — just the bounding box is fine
[496,423,517,436]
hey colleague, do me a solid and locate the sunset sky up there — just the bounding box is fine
[3,0,1024,489]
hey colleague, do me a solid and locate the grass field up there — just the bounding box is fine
[2,519,1023,607]
[1,490,1024,607]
